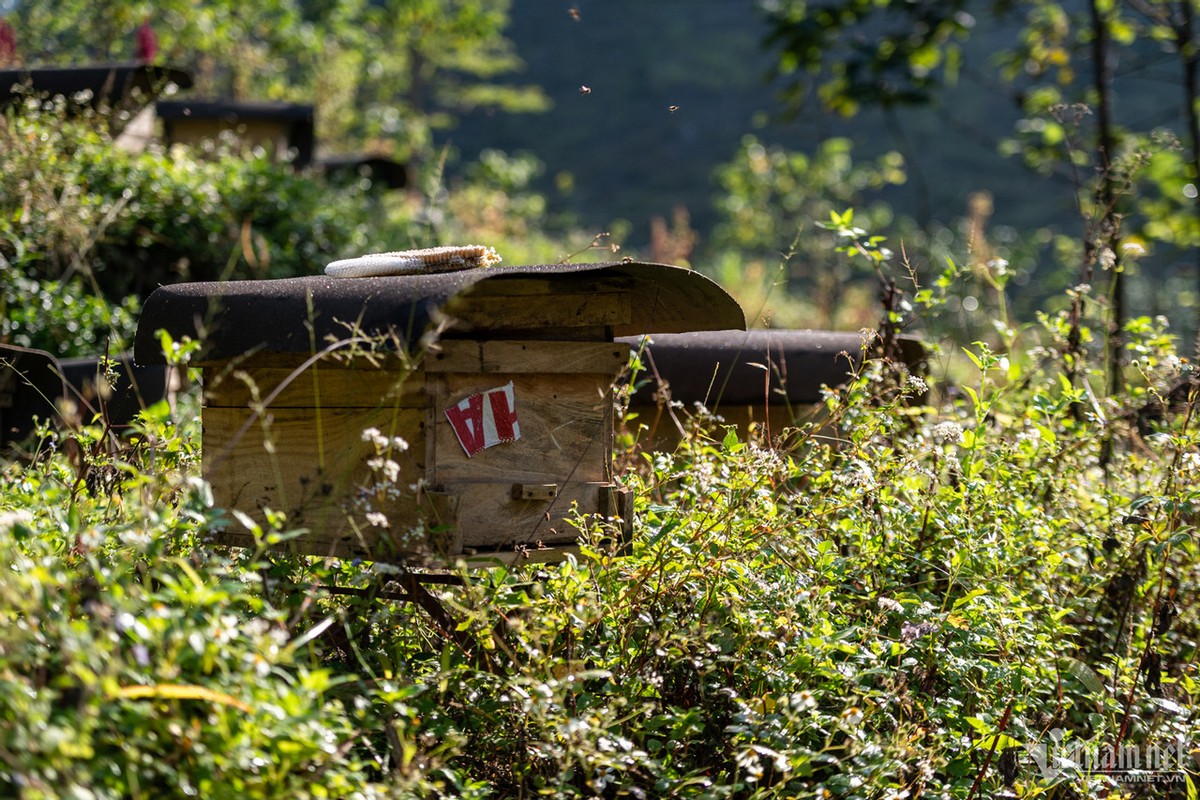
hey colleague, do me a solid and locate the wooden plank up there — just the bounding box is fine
[444,480,612,549]
[445,291,631,331]
[194,350,417,371]
[481,341,628,374]
[202,406,447,559]
[426,340,630,375]
[206,490,459,562]
[512,483,558,501]
[204,365,425,409]
[430,372,614,485]
[454,277,634,297]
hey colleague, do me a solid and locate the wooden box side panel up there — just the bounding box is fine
[202,405,452,560]
[423,340,630,554]
[203,362,425,410]
[429,372,614,485]
[447,480,612,550]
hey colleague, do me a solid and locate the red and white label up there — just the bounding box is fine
[444,381,521,457]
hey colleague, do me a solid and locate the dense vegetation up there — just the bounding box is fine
[2,2,1199,797]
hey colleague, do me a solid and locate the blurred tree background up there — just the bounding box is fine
[3,0,1200,344]
[3,0,548,164]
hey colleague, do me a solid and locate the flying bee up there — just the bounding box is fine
[579,85,592,95]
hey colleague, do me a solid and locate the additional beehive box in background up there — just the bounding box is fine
[133,262,745,564]
[619,329,926,448]
[0,63,192,120]
[0,344,174,448]
[156,99,315,167]
[0,345,65,447]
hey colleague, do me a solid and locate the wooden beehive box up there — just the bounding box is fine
[156,99,315,167]
[133,262,744,564]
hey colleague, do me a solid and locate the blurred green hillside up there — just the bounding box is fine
[444,2,1058,244]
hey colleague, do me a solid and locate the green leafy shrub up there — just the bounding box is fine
[0,274,140,356]
[0,102,421,357]
[0,101,413,292]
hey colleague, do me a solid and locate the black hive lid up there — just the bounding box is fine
[617,329,925,406]
[0,62,192,109]
[155,98,313,122]
[133,261,746,365]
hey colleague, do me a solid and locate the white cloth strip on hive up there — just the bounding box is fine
[325,245,503,278]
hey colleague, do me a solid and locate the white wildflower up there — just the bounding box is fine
[1121,242,1146,257]
[119,528,153,549]
[360,427,391,450]
[244,618,271,638]
[210,614,240,644]
[930,421,964,445]
[905,374,929,395]
[841,706,864,726]
[1097,247,1117,270]
[877,596,904,613]
[78,528,105,549]
[1179,452,1200,475]
[1016,429,1041,445]
[250,653,272,678]
[381,459,401,483]
[837,460,875,489]
[690,458,717,490]
[792,690,818,710]
[0,509,33,534]
[365,511,389,528]
[390,436,409,452]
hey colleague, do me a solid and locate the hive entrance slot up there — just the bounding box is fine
[511,483,559,501]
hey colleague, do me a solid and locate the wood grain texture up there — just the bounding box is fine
[427,340,630,375]
[203,405,441,556]
[204,365,425,409]
[206,489,459,563]
[429,372,614,485]
[199,336,630,564]
[446,291,631,331]
[446,480,610,549]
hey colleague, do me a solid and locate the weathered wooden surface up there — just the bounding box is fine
[204,363,424,409]
[132,263,746,366]
[425,340,628,554]
[429,373,613,485]
[202,404,437,557]
[427,340,629,375]
[449,480,608,549]
[447,279,633,332]
[200,340,631,562]
[620,329,926,449]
